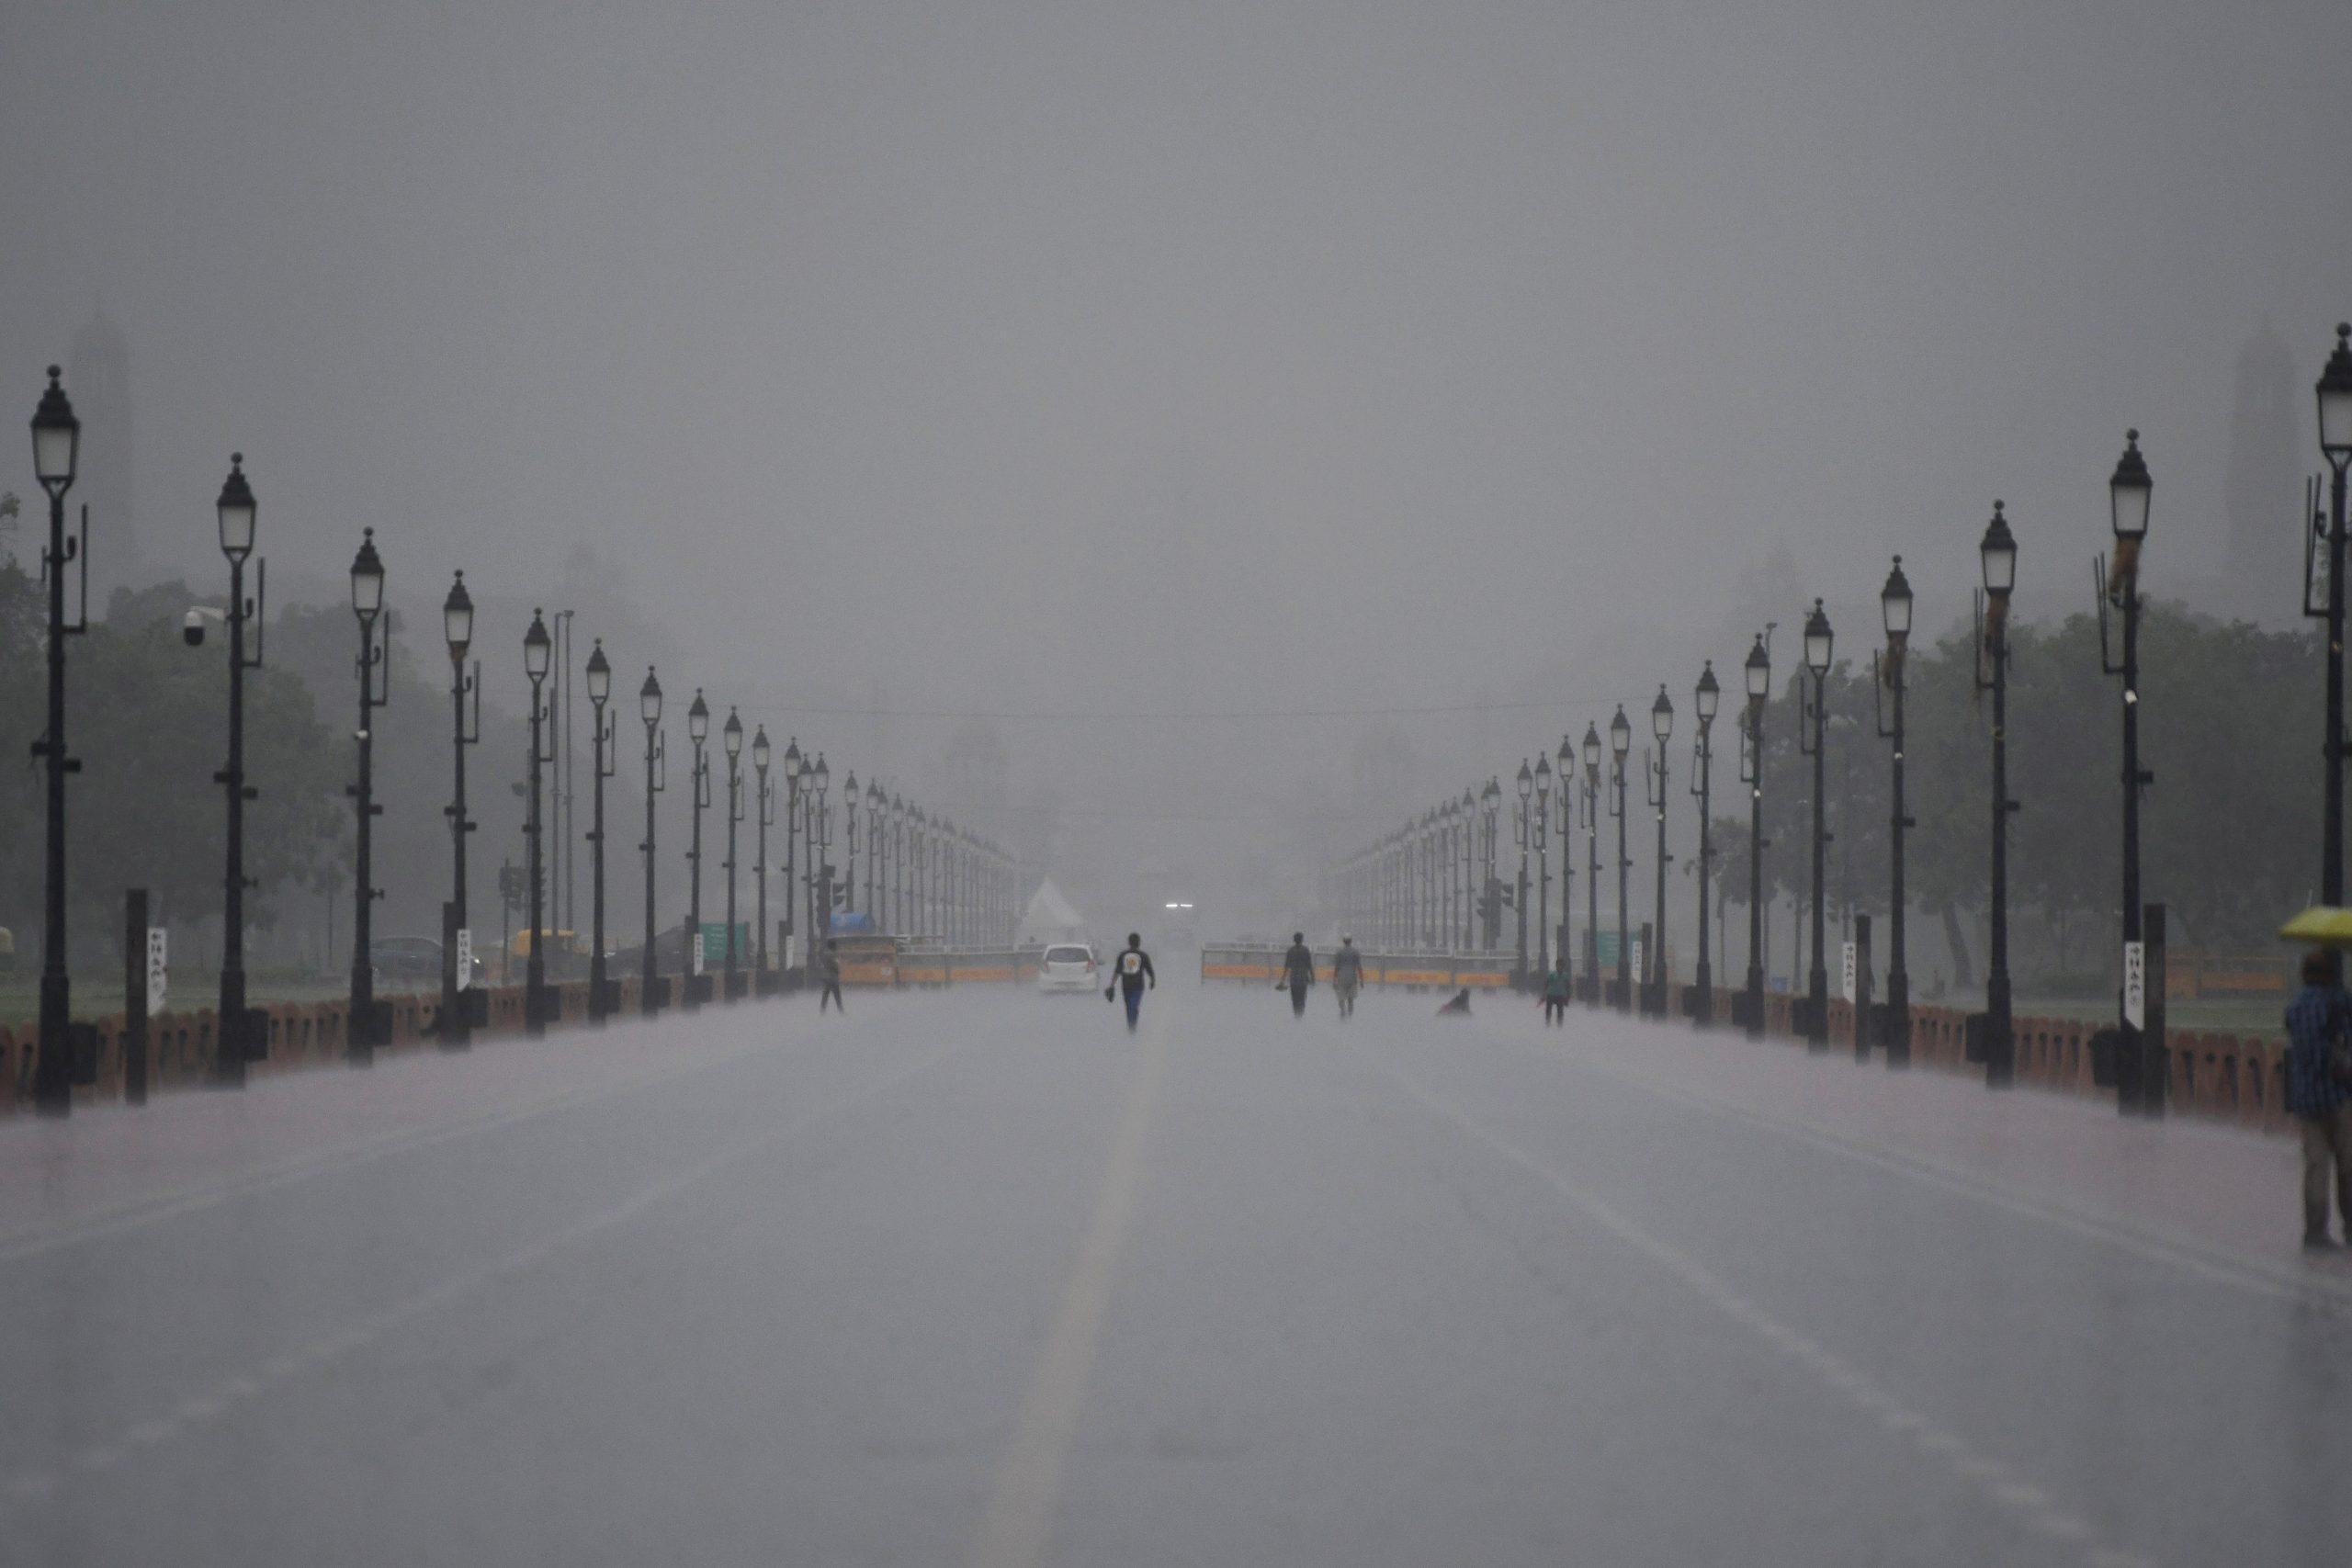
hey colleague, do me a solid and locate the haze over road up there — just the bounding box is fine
[3,989,2345,1567]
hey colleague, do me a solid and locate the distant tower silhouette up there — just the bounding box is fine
[66,306,135,586]
[2223,321,2297,611]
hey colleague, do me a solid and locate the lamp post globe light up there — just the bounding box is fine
[1978,502,2020,1087]
[753,727,775,986]
[346,529,390,1066]
[523,610,555,1035]
[684,690,711,1007]
[439,572,481,1049]
[1690,663,1719,1027]
[1645,685,1674,1018]
[2101,432,2161,1114]
[1741,634,1771,1037]
[638,667,666,1017]
[584,641,616,1022]
[1874,558,1914,1066]
[1800,598,1833,1051]
[1609,705,1633,1011]
[2318,327,2352,905]
[27,371,84,1113]
[209,453,266,1090]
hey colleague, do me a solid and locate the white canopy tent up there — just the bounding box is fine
[1016,879,1089,949]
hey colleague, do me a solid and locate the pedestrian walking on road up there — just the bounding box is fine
[1106,932,1156,1033]
[1332,936,1363,1020]
[818,940,845,1014]
[1280,932,1316,1020]
[1542,962,1570,1026]
[2285,948,2352,1249]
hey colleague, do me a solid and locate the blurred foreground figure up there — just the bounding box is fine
[1106,932,1155,1033]
[1543,962,1570,1026]
[1332,936,1363,1019]
[1437,988,1472,1018]
[1280,932,1316,1020]
[2285,948,2352,1249]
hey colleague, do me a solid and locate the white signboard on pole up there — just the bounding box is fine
[1841,941,1857,1004]
[2122,941,2145,1029]
[145,928,167,1015]
[455,928,473,990]
[692,931,707,976]
[1630,938,1645,981]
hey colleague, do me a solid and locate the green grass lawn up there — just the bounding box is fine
[2009,994,2288,1041]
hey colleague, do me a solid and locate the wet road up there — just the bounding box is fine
[4,985,2348,1567]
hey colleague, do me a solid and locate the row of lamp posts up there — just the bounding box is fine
[1326,381,2352,1117]
[20,365,1024,1115]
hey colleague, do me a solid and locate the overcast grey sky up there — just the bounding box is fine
[6,0,2348,922]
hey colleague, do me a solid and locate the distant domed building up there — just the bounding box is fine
[65,306,137,588]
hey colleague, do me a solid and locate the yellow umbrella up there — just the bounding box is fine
[2278,906,2352,945]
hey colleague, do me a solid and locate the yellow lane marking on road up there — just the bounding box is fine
[967,1001,1170,1568]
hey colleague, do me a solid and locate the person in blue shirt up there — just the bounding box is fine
[2282,948,2352,1249]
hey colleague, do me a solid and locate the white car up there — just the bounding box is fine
[1035,943,1100,995]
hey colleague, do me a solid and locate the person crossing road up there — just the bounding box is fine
[1332,935,1363,1019]
[1105,932,1157,1033]
[1280,931,1316,1020]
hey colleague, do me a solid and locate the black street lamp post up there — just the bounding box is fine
[1513,768,1532,975]
[1801,599,1834,1050]
[867,780,885,919]
[1874,561,1914,1066]
[28,369,84,1113]
[1977,504,2020,1087]
[523,610,554,1035]
[843,773,861,919]
[1480,777,1501,951]
[684,692,710,1007]
[2100,433,2157,1113]
[1690,664,1719,1026]
[722,708,744,1000]
[889,794,906,935]
[1743,635,1770,1038]
[1533,757,1554,977]
[1555,738,1577,978]
[1610,706,1633,1011]
[1581,725,1602,1007]
[209,454,263,1089]
[780,739,802,969]
[2314,326,2352,903]
[1646,686,1675,1018]
[441,573,481,1049]
[638,668,665,1017]
[754,727,774,984]
[346,529,389,1066]
[808,755,831,952]
[585,642,615,1022]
